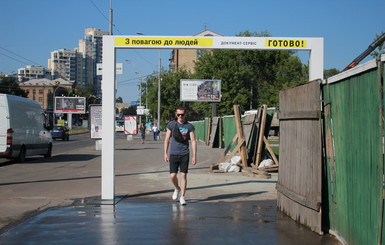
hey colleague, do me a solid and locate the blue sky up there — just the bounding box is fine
[1,0,384,103]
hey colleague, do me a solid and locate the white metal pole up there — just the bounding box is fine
[101,36,116,203]
[157,52,161,127]
[309,38,324,81]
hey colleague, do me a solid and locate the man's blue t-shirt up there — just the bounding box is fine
[167,120,195,155]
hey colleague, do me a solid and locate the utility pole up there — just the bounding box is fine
[109,0,113,35]
[157,52,161,128]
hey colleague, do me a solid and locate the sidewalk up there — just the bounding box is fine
[0,134,341,244]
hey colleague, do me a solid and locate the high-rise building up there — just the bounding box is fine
[48,49,78,82]
[78,28,109,97]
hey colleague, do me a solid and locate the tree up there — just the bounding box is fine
[116,97,123,103]
[0,77,27,97]
[324,68,340,79]
[370,32,385,58]
[73,83,99,107]
[145,30,309,121]
[194,31,307,115]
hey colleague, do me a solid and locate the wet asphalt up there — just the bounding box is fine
[0,134,342,244]
[0,197,340,245]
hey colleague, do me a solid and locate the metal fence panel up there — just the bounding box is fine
[324,63,383,244]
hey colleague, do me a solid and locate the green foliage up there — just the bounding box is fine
[0,77,27,97]
[370,32,385,58]
[324,68,340,79]
[116,96,123,103]
[73,83,99,106]
[145,30,335,122]
[194,31,307,115]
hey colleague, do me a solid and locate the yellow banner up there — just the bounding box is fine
[265,39,307,48]
[114,37,213,47]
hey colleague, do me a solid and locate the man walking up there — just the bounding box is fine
[163,107,197,205]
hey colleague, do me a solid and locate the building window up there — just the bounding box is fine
[39,97,43,102]
[39,89,44,94]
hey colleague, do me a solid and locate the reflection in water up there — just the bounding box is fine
[170,203,191,245]
[101,205,118,245]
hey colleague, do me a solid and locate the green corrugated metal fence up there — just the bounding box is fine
[323,59,384,244]
[190,120,206,142]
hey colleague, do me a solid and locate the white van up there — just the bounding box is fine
[0,94,53,162]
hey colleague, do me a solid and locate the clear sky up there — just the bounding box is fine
[1,0,384,103]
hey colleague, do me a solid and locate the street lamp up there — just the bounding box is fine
[135,32,161,127]
[126,60,145,124]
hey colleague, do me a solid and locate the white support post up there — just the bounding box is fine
[101,35,324,203]
[309,38,324,81]
[101,36,116,203]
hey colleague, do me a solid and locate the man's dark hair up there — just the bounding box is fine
[176,106,186,112]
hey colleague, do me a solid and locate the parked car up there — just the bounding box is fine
[51,126,69,141]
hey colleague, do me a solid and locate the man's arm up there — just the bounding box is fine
[163,128,172,163]
[190,131,197,165]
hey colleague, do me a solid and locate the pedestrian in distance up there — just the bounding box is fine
[139,122,146,144]
[152,123,159,141]
[163,106,197,205]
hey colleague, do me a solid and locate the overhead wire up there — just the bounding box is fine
[0,46,42,66]
[88,0,157,66]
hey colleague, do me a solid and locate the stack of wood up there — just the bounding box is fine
[210,104,279,178]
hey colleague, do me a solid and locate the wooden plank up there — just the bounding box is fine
[242,172,271,179]
[243,114,256,146]
[222,138,245,164]
[263,136,279,165]
[255,104,267,166]
[278,110,321,120]
[233,105,248,168]
[276,183,321,211]
[206,117,212,146]
[211,134,238,169]
[209,117,219,147]
[277,80,323,234]
[251,109,262,165]
[258,165,279,172]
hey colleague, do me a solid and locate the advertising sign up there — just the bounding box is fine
[96,62,123,75]
[90,104,102,139]
[180,79,221,102]
[55,97,86,114]
[136,106,145,115]
[124,116,137,135]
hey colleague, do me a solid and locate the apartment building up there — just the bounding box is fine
[19,78,73,112]
[169,30,222,73]
[17,65,51,81]
[48,49,79,81]
[78,28,109,97]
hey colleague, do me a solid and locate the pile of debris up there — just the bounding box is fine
[210,105,279,178]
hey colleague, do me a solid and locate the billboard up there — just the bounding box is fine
[55,97,86,113]
[89,104,102,139]
[124,116,137,135]
[180,79,221,102]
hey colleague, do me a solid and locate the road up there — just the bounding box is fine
[51,133,97,155]
[0,133,98,166]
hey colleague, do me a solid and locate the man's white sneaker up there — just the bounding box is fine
[172,189,180,200]
[179,196,186,205]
